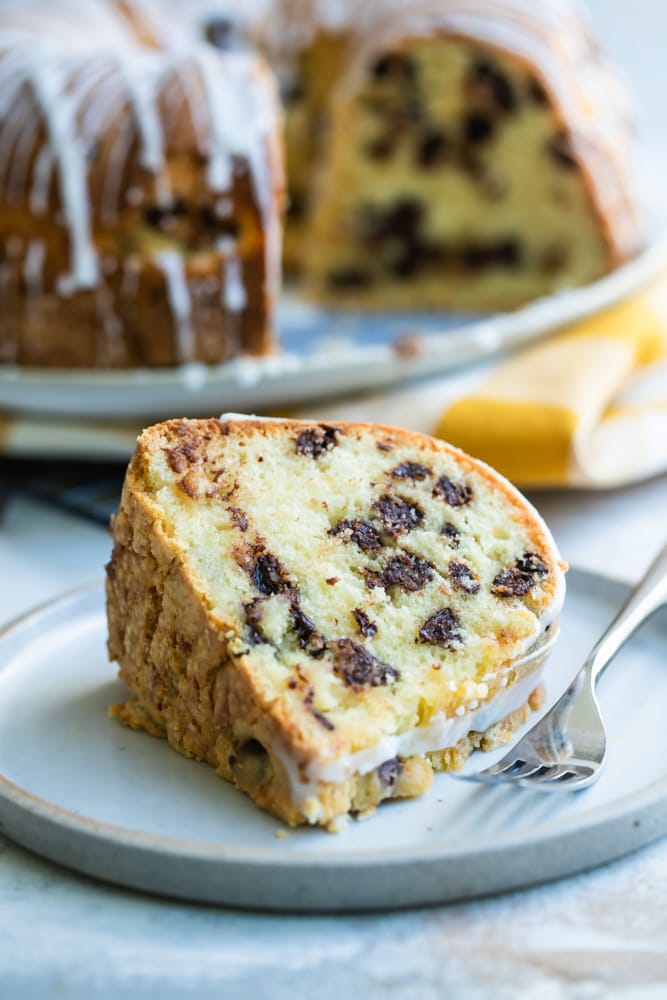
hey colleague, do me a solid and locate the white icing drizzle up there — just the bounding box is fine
[99,115,136,227]
[22,240,45,300]
[272,645,553,807]
[218,236,247,313]
[29,53,98,293]
[154,250,195,362]
[225,257,247,312]
[29,145,54,216]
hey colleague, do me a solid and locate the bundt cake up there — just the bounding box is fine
[257,0,639,308]
[106,416,566,828]
[0,0,640,371]
[0,0,284,367]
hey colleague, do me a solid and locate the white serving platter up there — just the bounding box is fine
[0,568,666,912]
[1,233,666,421]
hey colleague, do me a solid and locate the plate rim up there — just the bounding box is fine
[0,569,665,873]
[1,232,666,421]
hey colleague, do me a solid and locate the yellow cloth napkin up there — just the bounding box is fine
[436,275,667,488]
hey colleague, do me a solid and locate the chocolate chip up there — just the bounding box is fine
[459,237,522,271]
[433,476,473,506]
[390,461,432,481]
[516,553,549,576]
[326,267,373,290]
[370,52,416,82]
[366,136,395,160]
[460,244,490,271]
[416,129,449,167]
[296,424,339,458]
[199,207,239,238]
[547,131,577,170]
[330,638,399,689]
[291,606,326,655]
[464,113,495,144]
[449,561,480,594]
[143,199,187,228]
[495,237,522,267]
[378,756,404,788]
[418,607,461,647]
[492,552,549,597]
[329,518,384,552]
[441,522,460,547]
[353,608,378,638]
[357,199,424,250]
[252,553,291,596]
[372,494,424,535]
[388,198,423,239]
[389,239,448,279]
[366,551,433,593]
[469,59,517,112]
[376,440,394,452]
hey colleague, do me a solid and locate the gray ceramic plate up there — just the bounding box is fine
[0,569,665,912]
[1,234,666,421]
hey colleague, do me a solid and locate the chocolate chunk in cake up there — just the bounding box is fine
[433,476,474,506]
[353,608,378,638]
[492,552,549,597]
[329,517,384,552]
[296,424,340,458]
[251,551,292,596]
[330,638,399,689]
[418,607,462,648]
[366,550,433,593]
[449,561,481,595]
[390,461,432,481]
[441,522,461,547]
[372,493,424,535]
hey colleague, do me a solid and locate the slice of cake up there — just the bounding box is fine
[106,417,566,828]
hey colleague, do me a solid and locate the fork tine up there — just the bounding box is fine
[479,757,528,778]
[523,765,580,783]
[503,761,549,779]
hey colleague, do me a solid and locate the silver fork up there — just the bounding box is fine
[460,542,667,791]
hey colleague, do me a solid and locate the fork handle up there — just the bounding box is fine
[588,541,667,683]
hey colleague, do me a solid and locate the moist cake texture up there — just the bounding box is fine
[247,0,638,306]
[106,417,566,828]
